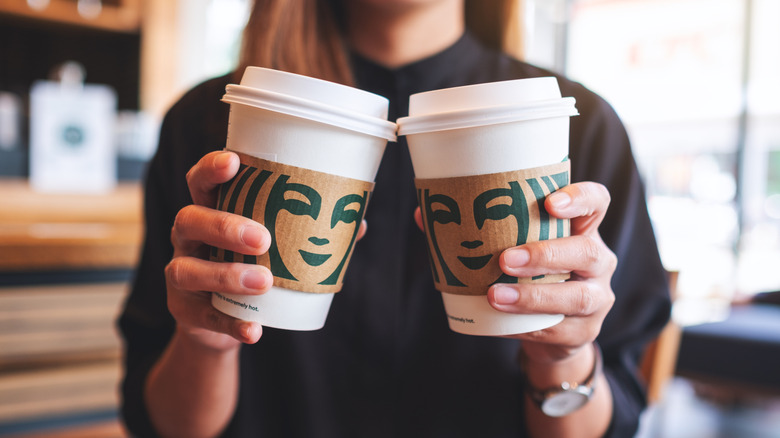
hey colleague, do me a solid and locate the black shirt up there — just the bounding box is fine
[119,33,670,438]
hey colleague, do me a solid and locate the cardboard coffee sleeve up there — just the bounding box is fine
[212,151,373,294]
[416,160,570,296]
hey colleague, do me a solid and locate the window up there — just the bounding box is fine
[526,0,780,324]
[178,0,250,91]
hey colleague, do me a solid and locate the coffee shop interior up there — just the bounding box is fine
[1,0,779,436]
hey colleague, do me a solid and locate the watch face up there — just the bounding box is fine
[541,391,590,417]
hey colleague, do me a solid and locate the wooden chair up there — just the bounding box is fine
[639,270,681,404]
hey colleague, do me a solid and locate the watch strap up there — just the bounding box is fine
[521,342,603,412]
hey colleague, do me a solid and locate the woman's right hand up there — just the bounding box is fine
[165,150,272,350]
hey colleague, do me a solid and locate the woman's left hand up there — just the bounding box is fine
[487,181,616,364]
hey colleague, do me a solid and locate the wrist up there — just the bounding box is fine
[521,342,602,417]
[147,327,242,438]
[522,342,594,386]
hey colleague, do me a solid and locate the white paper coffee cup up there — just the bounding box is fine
[212,67,395,331]
[397,77,577,336]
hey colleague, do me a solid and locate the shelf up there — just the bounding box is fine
[0,281,130,431]
[0,359,122,425]
[0,0,141,33]
[0,282,127,367]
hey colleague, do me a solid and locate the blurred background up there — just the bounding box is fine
[0,0,778,436]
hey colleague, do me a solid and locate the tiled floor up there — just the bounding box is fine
[637,378,780,438]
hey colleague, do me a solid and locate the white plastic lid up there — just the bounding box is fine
[397,77,578,135]
[223,67,397,141]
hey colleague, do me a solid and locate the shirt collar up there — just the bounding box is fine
[350,31,488,107]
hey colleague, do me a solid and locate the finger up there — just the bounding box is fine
[166,257,273,296]
[232,320,263,344]
[172,205,271,256]
[186,151,240,207]
[176,297,264,344]
[546,182,611,235]
[487,280,614,318]
[511,319,601,351]
[499,235,617,279]
[356,220,368,242]
[414,207,423,231]
[211,312,263,344]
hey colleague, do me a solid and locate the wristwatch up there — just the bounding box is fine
[521,342,602,417]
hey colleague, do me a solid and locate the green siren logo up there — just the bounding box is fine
[211,152,373,294]
[416,160,571,296]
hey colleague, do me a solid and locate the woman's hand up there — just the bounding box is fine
[165,150,370,350]
[413,181,615,360]
[414,181,615,435]
[493,182,616,436]
[488,181,616,363]
[165,151,272,349]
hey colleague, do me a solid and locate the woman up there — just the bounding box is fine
[119,1,671,437]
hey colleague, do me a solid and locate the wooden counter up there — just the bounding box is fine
[0,179,143,272]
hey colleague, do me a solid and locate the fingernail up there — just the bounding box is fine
[242,226,265,249]
[504,249,530,268]
[215,152,233,169]
[549,192,571,209]
[241,269,268,290]
[239,322,259,342]
[493,286,519,305]
[239,322,252,339]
